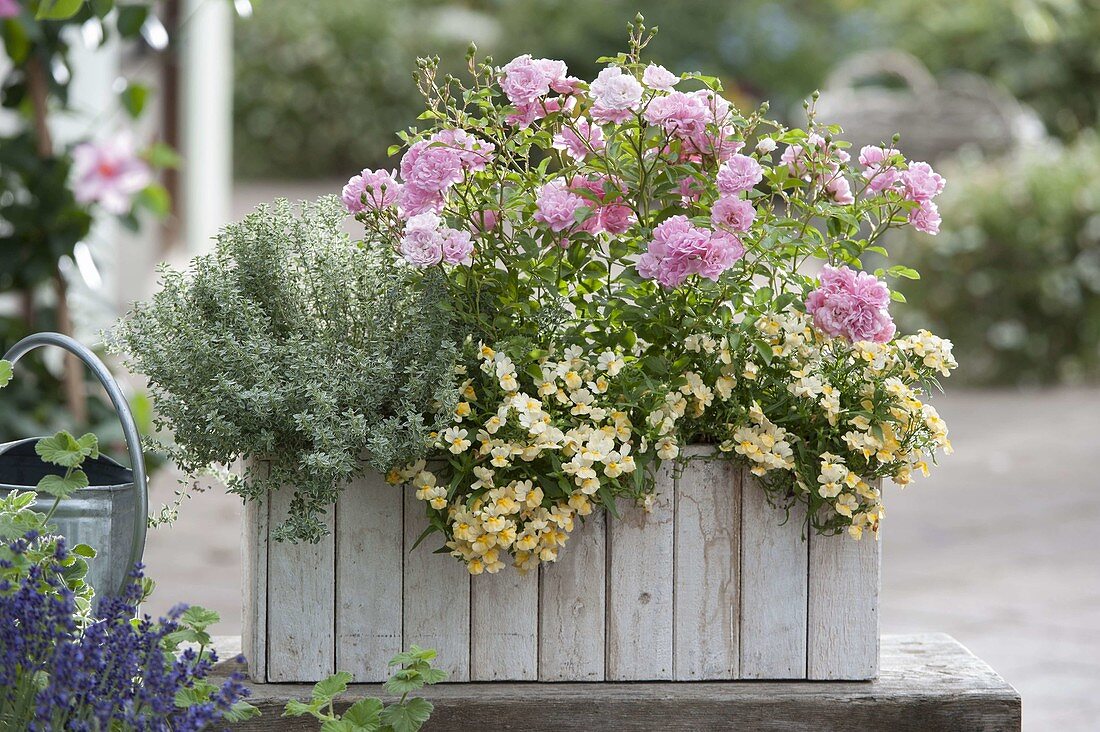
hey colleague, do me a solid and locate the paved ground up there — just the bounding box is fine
[140,387,1100,731]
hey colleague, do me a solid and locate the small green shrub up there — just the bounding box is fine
[893,136,1100,385]
[113,197,460,542]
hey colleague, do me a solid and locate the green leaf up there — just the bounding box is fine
[71,544,97,558]
[37,470,89,499]
[146,141,181,169]
[36,0,84,20]
[343,697,383,729]
[379,698,434,732]
[312,671,353,703]
[120,82,149,118]
[223,700,262,723]
[136,183,171,217]
[75,433,99,460]
[116,4,149,36]
[91,0,115,18]
[180,605,220,631]
[36,431,94,468]
[0,360,11,388]
[283,699,323,718]
[1,19,32,63]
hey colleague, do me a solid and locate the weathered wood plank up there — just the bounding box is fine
[538,511,606,681]
[807,505,881,680]
[335,471,404,682]
[402,489,471,682]
[470,568,539,680]
[739,476,808,679]
[240,465,268,683]
[227,634,1021,732]
[266,483,336,682]
[673,448,740,680]
[607,461,675,680]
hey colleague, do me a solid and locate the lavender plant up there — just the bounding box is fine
[0,539,257,731]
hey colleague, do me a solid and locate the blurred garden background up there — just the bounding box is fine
[3,1,1099,730]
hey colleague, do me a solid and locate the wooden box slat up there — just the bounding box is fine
[244,455,880,683]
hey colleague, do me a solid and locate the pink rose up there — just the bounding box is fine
[400,212,445,267]
[642,64,679,91]
[716,154,763,194]
[589,67,643,124]
[470,209,499,233]
[441,228,475,265]
[699,233,745,280]
[500,55,553,106]
[400,141,464,194]
[909,200,941,235]
[711,196,755,232]
[341,168,401,213]
[823,173,855,204]
[534,180,586,232]
[643,91,709,139]
[901,161,945,203]
[398,185,444,217]
[552,117,605,161]
[805,265,895,343]
[71,134,152,215]
[636,215,741,288]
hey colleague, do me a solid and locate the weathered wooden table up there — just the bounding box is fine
[216,633,1020,731]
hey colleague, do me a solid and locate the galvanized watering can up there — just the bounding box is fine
[0,332,148,597]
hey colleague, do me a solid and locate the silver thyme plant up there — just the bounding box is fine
[113,197,460,542]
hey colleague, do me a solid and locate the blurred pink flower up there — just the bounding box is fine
[805,265,895,343]
[71,134,152,215]
[0,0,19,18]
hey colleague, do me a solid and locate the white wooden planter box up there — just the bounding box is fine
[242,447,879,684]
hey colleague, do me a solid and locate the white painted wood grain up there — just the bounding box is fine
[538,511,606,681]
[739,477,809,679]
[673,449,741,680]
[240,461,268,683]
[807,501,881,680]
[607,462,675,680]
[402,489,471,682]
[335,471,404,682]
[266,483,336,682]
[470,568,539,680]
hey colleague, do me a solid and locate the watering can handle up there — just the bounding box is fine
[2,332,148,575]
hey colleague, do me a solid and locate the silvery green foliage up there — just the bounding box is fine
[114,197,459,543]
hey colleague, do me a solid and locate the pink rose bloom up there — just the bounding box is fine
[71,134,152,216]
[534,180,586,232]
[570,175,635,236]
[552,117,605,161]
[780,133,826,178]
[823,173,855,204]
[400,212,445,267]
[716,154,763,194]
[699,232,745,280]
[805,265,895,343]
[901,161,945,203]
[400,140,464,194]
[909,200,941,235]
[711,196,755,232]
[470,209,499,233]
[642,64,679,91]
[589,67,643,124]
[441,228,475,265]
[342,168,401,213]
[500,55,553,106]
[398,185,444,217]
[431,129,494,172]
[0,0,19,18]
[859,146,901,193]
[636,215,742,288]
[678,176,702,204]
[643,91,709,139]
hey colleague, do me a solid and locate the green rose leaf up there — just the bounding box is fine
[35,0,84,20]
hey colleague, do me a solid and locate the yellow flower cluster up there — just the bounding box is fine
[400,343,643,574]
